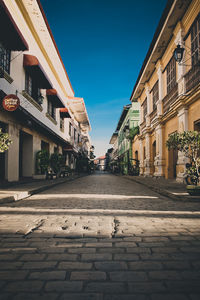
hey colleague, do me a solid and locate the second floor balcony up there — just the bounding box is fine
[163,83,178,114]
[184,63,200,93]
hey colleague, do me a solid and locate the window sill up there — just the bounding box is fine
[46,112,57,125]
[0,66,13,84]
[22,90,43,112]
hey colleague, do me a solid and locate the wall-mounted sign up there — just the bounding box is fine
[2,94,20,111]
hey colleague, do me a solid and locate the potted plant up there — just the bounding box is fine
[166,131,200,196]
[0,128,12,152]
[34,150,50,179]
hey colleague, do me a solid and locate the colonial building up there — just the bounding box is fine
[109,102,139,174]
[0,0,91,182]
[130,0,200,181]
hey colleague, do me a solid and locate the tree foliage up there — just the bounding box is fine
[127,126,139,140]
[0,128,12,153]
[166,131,200,184]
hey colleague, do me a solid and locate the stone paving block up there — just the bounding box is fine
[81,253,112,261]
[19,254,46,261]
[165,280,200,292]
[0,271,28,280]
[180,271,200,279]
[4,280,44,292]
[128,261,163,270]
[0,262,23,269]
[128,281,166,293]
[45,280,83,292]
[148,270,181,280]
[109,271,147,281]
[114,242,137,247]
[85,243,112,248]
[114,254,139,261]
[126,247,151,254]
[59,293,103,300]
[22,261,57,269]
[180,247,200,252]
[68,248,96,254]
[85,282,126,293]
[140,253,171,261]
[70,271,106,281]
[58,262,92,270]
[56,243,83,248]
[0,293,12,300]
[97,247,125,253]
[46,254,78,261]
[142,237,170,242]
[163,261,191,270]
[150,294,189,300]
[192,261,200,269]
[123,237,142,242]
[95,261,128,270]
[29,270,66,280]
[138,242,165,247]
[0,254,19,261]
[12,293,58,300]
[151,247,179,253]
[104,295,149,300]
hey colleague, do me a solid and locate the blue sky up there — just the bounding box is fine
[40,0,167,157]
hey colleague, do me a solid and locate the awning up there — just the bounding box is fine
[60,108,71,118]
[46,89,65,108]
[63,145,78,154]
[0,2,28,51]
[23,54,52,89]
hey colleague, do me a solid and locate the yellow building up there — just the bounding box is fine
[131,0,200,181]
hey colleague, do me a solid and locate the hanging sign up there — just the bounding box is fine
[2,94,20,111]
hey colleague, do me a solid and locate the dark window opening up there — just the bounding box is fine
[191,14,200,66]
[47,99,56,120]
[152,81,159,111]
[0,42,11,74]
[166,57,176,93]
[25,71,41,102]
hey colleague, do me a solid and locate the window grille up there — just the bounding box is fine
[166,57,176,93]
[0,42,11,74]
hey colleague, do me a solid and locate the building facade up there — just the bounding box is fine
[0,0,91,182]
[131,0,200,181]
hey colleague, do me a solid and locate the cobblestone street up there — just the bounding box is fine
[0,172,200,299]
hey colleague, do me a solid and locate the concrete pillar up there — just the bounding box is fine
[176,107,189,182]
[144,133,151,176]
[174,25,186,95]
[139,139,144,175]
[145,85,151,127]
[156,62,163,117]
[154,124,165,177]
[6,124,19,182]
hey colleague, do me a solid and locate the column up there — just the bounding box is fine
[145,85,151,127]
[174,25,186,95]
[6,124,19,182]
[144,132,151,176]
[176,107,189,182]
[154,124,165,177]
[139,139,144,175]
[156,62,163,117]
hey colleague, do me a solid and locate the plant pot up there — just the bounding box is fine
[33,174,46,180]
[186,185,200,196]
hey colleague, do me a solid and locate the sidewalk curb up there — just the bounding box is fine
[121,175,200,202]
[0,174,87,204]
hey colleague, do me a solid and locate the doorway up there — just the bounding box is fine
[168,148,178,179]
[152,141,156,174]
[19,131,33,178]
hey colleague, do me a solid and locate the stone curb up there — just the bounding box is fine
[0,174,87,204]
[121,175,200,202]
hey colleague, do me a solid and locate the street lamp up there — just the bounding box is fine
[173,44,185,64]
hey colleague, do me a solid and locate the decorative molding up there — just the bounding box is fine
[46,112,57,125]
[0,67,13,84]
[22,90,43,112]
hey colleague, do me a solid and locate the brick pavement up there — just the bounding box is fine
[0,173,200,299]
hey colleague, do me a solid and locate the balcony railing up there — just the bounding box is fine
[163,83,178,114]
[184,63,200,93]
[149,109,157,122]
